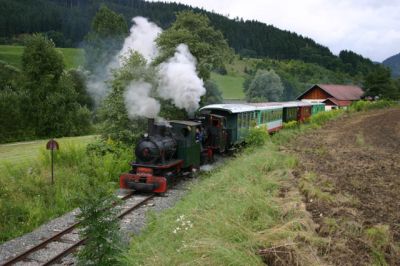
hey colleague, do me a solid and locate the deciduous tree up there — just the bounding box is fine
[364,67,399,99]
[156,10,233,80]
[84,5,128,72]
[22,34,91,137]
[244,69,284,102]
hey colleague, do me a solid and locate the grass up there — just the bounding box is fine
[0,135,96,172]
[125,142,318,265]
[123,112,350,265]
[0,45,85,69]
[211,72,245,100]
[0,137,131,243]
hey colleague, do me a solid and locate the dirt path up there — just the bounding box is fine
[287,108,400,265]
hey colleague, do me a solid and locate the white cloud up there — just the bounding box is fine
[147,0,400,61]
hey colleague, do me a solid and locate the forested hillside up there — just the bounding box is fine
[383,53,400,78]
[1,1,399,144]
[0,0,379,75]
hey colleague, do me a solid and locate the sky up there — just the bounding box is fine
[148,0,400,62]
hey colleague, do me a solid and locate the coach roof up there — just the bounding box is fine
[199,104,256,113]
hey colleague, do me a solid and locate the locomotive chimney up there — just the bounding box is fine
[148,118,155,135]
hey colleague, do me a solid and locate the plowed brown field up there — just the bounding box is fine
[288,108,400,265]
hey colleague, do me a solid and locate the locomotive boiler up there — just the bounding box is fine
[135,127,177,164]
[120,119,202,193]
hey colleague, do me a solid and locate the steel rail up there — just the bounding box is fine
[1,192,136,266]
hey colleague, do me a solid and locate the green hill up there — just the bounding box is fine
[0,45,85,69]
[382,52,400,78]
[0,0,377,75]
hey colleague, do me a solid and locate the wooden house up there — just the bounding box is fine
[297,84,364,110]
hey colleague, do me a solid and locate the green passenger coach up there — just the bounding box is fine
[247,103,283,133]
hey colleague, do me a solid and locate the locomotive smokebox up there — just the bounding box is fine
[148,118,155,135]
[136,119,177,164]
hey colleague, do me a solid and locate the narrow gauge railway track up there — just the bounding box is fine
[2,192,155,266]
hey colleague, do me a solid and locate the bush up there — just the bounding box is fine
[283,121,298,129]
[309,109,343,126]
[349,100,396,112]
[246,126,269,146]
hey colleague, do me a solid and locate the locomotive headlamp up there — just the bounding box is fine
[144,133,149,138]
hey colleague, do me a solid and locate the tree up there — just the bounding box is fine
[364,67,399,99]
[244,69,284,102]
[22,34,91,137]
[66,69,94,110]
[99,52,152,145]
[201,80,223,105]
[22,34,64,82]
[77,178,122,266]
[84,5,128,72]
[156,10,233,80]
[0,60,20,91]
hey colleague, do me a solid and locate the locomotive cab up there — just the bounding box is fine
[206,114,228,153]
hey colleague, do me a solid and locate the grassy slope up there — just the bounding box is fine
[0,45,85,69]
[124,112,349,265]
[210,58,258,100]
[0,135,95,171]
[211,72,245,100]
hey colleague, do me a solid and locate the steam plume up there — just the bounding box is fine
[86,16,206,120]
[118,17,162,64]
[124,81,160,119]
[157,44,206,114]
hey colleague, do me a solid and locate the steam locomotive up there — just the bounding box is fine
[119,102,325,193]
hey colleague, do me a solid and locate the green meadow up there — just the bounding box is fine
[0,135,96,171]
[211,72,245,100]
[0,45,85,69]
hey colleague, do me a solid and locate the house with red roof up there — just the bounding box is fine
[297,84,364,110]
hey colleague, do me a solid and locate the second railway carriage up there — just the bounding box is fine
[247,103,283,133]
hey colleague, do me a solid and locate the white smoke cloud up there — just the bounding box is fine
[87,16,162,106]
[86,58,115,107]
[86,16,206,120]
[118,17,162,64]
[124,81,160,119]
[157,44,206,114]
